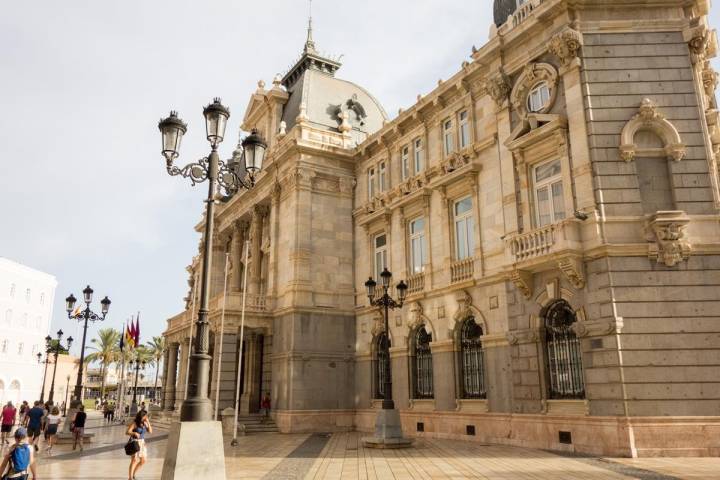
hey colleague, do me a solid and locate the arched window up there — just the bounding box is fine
[25,288,31,303]
[544,300,585,399]
[528,81,551,112]
[39,293,45,305]
[412,326,433,399]
[9,284,15,298]
[460,317,486,399]
[374,332,390,400]
[8,380,20,405]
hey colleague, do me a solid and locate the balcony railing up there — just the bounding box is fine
[209,291,269,313]
[451,258,475,284]
[506,219,582,264]
[407,272,425,295]
[513,0,544,28]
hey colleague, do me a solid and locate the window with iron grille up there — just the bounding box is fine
[413,326,434,398]
[544,300,585,399]
[460,317,486,399]
[374,332,390,399]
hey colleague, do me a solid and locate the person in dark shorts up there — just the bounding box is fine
[1,402,17,445]
[71,405,87,451]
[44,407,61,454]
[24,402,44,452]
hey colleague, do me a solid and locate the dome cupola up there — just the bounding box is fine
[494,0,520,26]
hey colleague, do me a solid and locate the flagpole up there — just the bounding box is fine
[231,240,250,446]
[214,252,230,421]
[184,273,198,400]
[117,320,127,422]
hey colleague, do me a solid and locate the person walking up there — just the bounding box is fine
[44,407,61,455]
[126,410,152,480]
[18,402,28,428]
[24,403,43,453]
[1,402,17,446]
[260,393,271,423]
[0,427,36,480]
[71,405,87,452]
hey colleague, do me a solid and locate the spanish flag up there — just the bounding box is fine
[125,317,135,349]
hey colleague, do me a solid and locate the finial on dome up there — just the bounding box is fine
[304,0,316,53]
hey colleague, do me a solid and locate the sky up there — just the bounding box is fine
[1,1,719,365]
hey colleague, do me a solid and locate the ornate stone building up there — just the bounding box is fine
[162,0,720,456]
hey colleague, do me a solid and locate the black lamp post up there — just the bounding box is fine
[46,330,73,404]
[37,352,52,403]
[129,358,146,415]
[65,286,110,406]
[158,99,266,422]
[63,375,71,416]
[364,269,408,410]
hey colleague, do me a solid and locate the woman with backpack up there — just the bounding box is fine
[126,410,152,480]
[0,427,36,480]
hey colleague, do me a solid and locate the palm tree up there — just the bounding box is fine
[85,328,121,399]
[147,336,166,404]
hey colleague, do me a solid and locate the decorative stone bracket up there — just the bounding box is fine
[645,211,692,267]
[509,270,533,299]
[619,99,686,162]
[506,328,539,345]
[486,69,512,109]
[557,257,585,290]
[573,317,624,337]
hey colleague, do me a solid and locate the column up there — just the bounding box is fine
[231,220,249,291]
[248,206,267,294]
[164,342,179,411]
[175,338,191,405]
[160,347,170,410]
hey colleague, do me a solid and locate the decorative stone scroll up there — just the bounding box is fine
[547,27,583,67]
[440,150,473,174]
[486,69,512,108]
[684,23,718,65]
[509,270,533,299]
[510,63,559,118]
[619,98,686,162]
[645,211,692,267]
[557,257,585,290]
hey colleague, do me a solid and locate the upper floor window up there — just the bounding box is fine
[374,234,388,281]
[1,340,7,354]
[409,218,428,274]
[9,284,15,298]
[528,82,551,113]
[17,342,23,355]
[34,316,41,329]
[533,159,565,227]
[4,310,11,326]
[454,197,475,260]
[39,293,45,305]
[368,167,376,198]
[443,119,455,156]
[379,161,387,192]
[414,138,424,173]
[459,110,471,149]
[25,288,31,303]
[20,314,28,328]
[401,146,410,180]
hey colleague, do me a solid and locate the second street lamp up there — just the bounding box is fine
[37,352,52,403]
[129,358,146,415]
[46,330,73,404]
[65,286,110,406]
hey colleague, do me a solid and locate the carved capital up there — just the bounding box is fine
[509,270,533,299]
[646,211,692,267]
[547,28,583,67]
[558,257,585,290]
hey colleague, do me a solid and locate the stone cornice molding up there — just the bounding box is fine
[619,98,686,162]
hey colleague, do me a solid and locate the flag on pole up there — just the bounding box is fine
[134,312,141,346]
[120,321,126,352]
[125,316,136,349]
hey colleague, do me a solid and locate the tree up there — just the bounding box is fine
[147,336,166,404]
[85,328,121,399]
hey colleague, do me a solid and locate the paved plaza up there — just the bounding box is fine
[5,413,718,480]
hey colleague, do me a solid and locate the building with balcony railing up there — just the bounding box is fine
[162,0,720,457]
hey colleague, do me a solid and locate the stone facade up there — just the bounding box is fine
[163,0,720,457]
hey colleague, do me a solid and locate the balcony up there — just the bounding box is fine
[505,219,582,266]
[407,272,425,296]
[208,291,269,313]
[450,258,475,284]
[512,0,544,28]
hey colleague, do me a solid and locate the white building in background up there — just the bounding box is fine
[0,258,57,405]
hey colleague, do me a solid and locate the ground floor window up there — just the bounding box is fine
[412,326,433,399]
[460,317,486,399]
[544,300,585,399]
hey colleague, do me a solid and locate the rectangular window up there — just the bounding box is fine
[401,146,410,180]
[533,159,566,227]
[374,234,388,280]
[379,161,387,192]
[454,197,475,259]
[459,110,470,149]
[443,119,455,156]
[409,218,428,274]
[1,340,7,354]
[368,167,376,198]
[17,342,23,355]
[414,138,424,173]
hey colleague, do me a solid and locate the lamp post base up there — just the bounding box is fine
[130,400,138,416]
[161,421,226,480]
[362,408,413,449]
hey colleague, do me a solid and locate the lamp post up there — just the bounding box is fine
[46,330,73,404]
[361,268,413,448]
[65,286,110,406]
[128,358,146,415]
[37,352,52,403]
[63,375,71,416]
[158,100,266,422]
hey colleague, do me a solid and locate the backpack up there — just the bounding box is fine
[9,444,30,472]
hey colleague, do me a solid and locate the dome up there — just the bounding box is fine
[494,0,518,26]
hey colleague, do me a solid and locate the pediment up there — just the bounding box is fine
[504,113,567,151]
[242,93,268,128]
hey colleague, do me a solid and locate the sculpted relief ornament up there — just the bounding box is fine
[509,63,559,118]
[486,70,512,108]
[619,99,686,162]
[646,211,692,267]
[547,28,583,67]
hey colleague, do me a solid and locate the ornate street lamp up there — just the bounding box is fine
[63,375,71,416]
[158,100,266,422]
[66,286,110,406]
[128,357,147,415]
[46,330,73,404]
[362,268,411,448]
[37,352,52,403]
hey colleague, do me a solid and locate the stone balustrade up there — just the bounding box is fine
[209,292,269,313]
[407,272,425,296]
[506,219,582,265]
[450,258,475,284]
[512,0,544,28]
